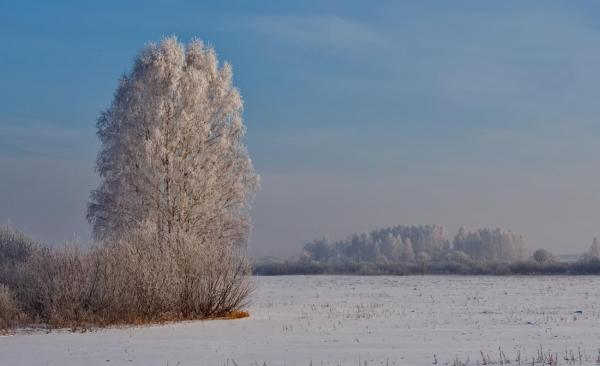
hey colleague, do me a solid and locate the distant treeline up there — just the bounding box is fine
[253,225,600,276]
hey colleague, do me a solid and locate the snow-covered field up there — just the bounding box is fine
[2,275,600,366]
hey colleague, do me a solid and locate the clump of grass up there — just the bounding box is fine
[446,345,597,366]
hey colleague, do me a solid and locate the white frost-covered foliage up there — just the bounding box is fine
[0,225,35,265]
[304,225,449,264]
[87,37,258,251]
[304,225,529,265]
[80,37,258,321]
[453,227,525,262]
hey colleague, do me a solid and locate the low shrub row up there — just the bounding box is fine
[0,226,252,332]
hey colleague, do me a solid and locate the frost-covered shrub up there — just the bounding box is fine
[46,246,107,326]
[0,284,22,331]
[0,226,35,265]
[96,227,181,322]
[188,244,252,317]
[532,248,554,264]
[0,230,253,328]
[0,243,102,327]
[80,224,252,324]
[7,247,55,321]
[0,227,50,323]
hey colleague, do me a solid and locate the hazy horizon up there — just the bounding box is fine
[2,1,600,257]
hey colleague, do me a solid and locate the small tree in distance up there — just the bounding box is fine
[583,237,600,262]
[589,237,600,257]
[532,248,554,264]
[401,237,415,262]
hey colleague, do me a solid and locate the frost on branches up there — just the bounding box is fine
[88,37,258,248]
[85,37,259,318]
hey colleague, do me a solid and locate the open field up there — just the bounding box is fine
[2,275,600,365]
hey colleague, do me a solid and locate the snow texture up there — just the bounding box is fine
[2,275,600,365]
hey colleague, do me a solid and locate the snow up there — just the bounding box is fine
[2,275,600,365]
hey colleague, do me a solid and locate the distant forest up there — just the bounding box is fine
[253,225,600,275]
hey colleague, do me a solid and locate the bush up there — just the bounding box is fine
[0,285,22,332]
[0,225,253,331]
[1,242,106,328]
[94,227,252,323]
[532,248,554,264]
[0,226,35,265]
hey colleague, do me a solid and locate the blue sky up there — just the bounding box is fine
[1,1,600,256]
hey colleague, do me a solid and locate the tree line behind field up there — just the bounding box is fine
[253,225,600,276]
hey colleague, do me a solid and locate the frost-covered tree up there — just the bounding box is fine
[303,237,331,262]
[303,224,448,264]
[377,225,449,258]
[85,38,258,318]
[590,237,600,257]
[583,237,600,262]
[87,37,258,253]
[401,237,415,262]
[453,228,525,262]
[378,233,397,262]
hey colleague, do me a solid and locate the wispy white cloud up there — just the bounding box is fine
[248,15,388,52]
[0,119,97,160]
[411,9,600,114]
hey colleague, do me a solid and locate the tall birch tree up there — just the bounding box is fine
[87,37,259,254]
